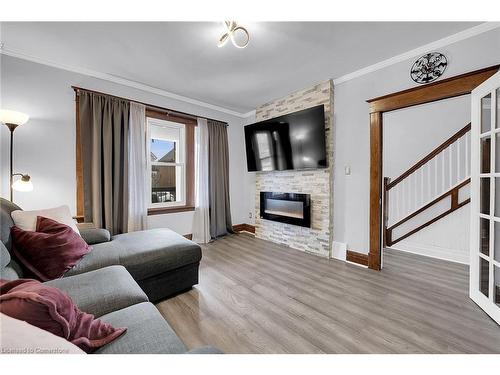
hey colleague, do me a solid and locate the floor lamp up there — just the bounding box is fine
[0,109,33,201]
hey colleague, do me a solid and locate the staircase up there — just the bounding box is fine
[384,123,471,247]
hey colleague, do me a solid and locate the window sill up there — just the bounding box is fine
[147,205,195,216]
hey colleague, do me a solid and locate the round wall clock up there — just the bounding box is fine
[410,52,448,84]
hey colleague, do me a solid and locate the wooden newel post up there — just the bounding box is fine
[383,177,390,248]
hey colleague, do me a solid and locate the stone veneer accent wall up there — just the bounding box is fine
[254,80,334,257]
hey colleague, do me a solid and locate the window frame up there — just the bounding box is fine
[145,109,196,216]
[147,117,187,209]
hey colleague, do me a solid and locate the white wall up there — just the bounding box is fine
[0,55,248,235]
[382,95,471,263]
[332,27,500,255]
[392,205,470,264]
[383,95,470,180]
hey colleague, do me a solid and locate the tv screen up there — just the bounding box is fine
[244,104,327,172]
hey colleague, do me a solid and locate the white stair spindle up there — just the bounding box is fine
[465,130,470,177]
[449,145,453,189]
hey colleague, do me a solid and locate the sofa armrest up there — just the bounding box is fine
[80,228,111,245]
[185,346,223,354]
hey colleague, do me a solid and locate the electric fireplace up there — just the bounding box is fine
[260,192,311,228]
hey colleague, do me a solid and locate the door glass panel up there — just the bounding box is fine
[496,133,500,172]
[480,218,490,256]
[481,93,491,133]
[481,136,491,173]
[495,221,500,260]
[495,264,500,306]
[495,178,500,216]
[496,88,500,129]
[480,257,490,297]
[496,220,500,262]
[480,178,490,214]
[472,78,500,324]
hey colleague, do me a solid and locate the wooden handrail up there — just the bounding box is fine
[386,122,471,190]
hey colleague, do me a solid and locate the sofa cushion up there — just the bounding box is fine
[11,205,80,235]
[0,198,21,251]
[11,216,91,281]
[66,229,202,281]
[0,266,21,281]
[45,266,148,318]
[0,241,21,280]
[95,302,186,354]
[79,228,111,245]
[66,241,122,276]
[0,279,127,353]
[1,241,11,269]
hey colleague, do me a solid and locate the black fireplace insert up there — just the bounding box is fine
[260,191,311,228]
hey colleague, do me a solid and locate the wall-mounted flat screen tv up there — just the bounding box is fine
[244,104,327,172]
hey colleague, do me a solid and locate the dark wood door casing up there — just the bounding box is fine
[366,65,499,271]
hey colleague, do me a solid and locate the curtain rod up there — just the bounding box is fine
[71,86,228,126]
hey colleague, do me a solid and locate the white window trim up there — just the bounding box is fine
[146,117,187,209]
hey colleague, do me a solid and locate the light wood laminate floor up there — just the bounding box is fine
[156,233,500,353]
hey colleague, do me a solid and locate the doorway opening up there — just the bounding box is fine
[367,65,499,270]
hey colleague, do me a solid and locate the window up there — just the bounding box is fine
[145,109,196,215]
[74,88,197,218]
[147,117,187,208]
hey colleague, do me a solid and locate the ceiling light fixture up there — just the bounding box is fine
[218,21,249,49]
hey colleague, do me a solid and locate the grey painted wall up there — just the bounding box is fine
[383,95,470,180]
[238,28,500,256]
[0,55,249,234]
[332,28,500,254]
[1,27,500,252]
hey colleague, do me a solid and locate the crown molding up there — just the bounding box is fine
[241,109,256,119]
[332,22,500,85]
[0,45,248,118]
[2,22,498,119]
[239,22,500,118]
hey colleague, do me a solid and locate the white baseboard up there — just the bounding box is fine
[389,241,469,265]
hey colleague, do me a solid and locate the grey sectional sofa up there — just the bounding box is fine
[0,198,220,354]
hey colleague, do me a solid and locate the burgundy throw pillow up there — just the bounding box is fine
[0,279,126,353]
[11,216,91,281]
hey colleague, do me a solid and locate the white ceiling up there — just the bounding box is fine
[1,22,481,114]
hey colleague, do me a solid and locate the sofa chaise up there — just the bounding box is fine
[0,198,220,354]
[1,198,201,303]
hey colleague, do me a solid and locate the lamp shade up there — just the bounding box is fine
[0,109,30,126]
[12,175,33,192]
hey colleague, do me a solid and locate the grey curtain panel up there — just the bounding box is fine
[79,91,130,235]
[207,120,233,238]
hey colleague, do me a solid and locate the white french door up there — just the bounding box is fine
[470,70,500,324]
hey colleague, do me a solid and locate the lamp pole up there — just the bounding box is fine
[5,123,19,202]
[1,110,30,201]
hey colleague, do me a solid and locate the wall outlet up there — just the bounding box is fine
[248,212,253,219]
